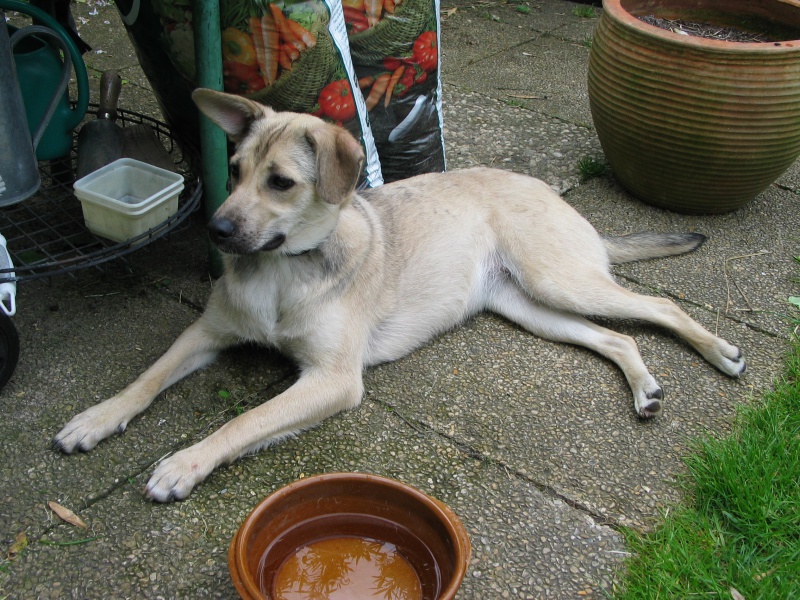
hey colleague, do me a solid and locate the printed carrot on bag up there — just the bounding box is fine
[250,14,279,84]
[384,65,405,107]
[365,72,391,110]
[269,4,304,52]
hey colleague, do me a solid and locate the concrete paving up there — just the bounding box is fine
[1,0,798,598]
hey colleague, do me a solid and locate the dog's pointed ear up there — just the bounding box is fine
[191,88,274,142]
[307,125,365,204]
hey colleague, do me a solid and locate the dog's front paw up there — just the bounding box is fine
[54,398,132,453]
[145,447,213,502]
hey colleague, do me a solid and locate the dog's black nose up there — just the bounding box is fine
[208,218,237,244]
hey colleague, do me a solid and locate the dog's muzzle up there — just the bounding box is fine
[207,218,286,254]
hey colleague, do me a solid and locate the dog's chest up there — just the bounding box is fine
[220,264,317,347]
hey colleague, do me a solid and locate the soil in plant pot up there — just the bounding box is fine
[638,14,800,42]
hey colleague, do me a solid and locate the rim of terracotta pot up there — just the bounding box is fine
[603,0,800,52]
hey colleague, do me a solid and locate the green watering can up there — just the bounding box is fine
[0,0,89,161]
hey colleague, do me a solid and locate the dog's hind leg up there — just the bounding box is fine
[599,284,745,378]
[516,266,745,379]
[486,279,665,417]
[54,319,226,453]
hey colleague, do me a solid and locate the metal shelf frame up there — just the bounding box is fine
[0,104,202,282]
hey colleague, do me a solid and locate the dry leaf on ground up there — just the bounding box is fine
[6,531,28,559]
[48,501,88,528]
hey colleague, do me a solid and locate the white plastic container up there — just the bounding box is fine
[73,158,184,243]
[0,234,16,316]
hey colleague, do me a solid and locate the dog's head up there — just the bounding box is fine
[192,88,365,256]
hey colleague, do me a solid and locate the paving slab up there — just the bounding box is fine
[442,88,602,192]
[441,0,597,123]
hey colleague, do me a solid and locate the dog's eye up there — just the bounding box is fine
[268,174,295,191]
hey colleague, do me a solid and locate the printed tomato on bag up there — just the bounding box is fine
[317,79,358,122]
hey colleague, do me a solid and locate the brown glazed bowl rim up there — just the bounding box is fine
[605,0,800,52]
[228,472,471,600]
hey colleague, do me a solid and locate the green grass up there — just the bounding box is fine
[614,338,800,599]
[578,156,608,181]
[572,5,598,18]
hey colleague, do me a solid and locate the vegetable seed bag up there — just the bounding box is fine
[115,0,383,187]
[345,0,445,182]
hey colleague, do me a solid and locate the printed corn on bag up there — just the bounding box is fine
[116,0,383,187]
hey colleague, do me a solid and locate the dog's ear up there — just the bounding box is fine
[307,125,365,204]
[191,88,274,142]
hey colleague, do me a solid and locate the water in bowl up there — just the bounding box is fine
[272,535,422,600]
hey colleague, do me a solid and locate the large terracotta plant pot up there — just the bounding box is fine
[588,0,800,213]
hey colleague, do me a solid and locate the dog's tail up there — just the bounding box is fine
[602,232,706,265]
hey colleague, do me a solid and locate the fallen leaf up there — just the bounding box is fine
[48,501,88,529]
[6,531,28,559]
[753,566,778,581]
[730,588,746,600]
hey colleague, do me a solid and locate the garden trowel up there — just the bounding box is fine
[75,70,124,179]
[77,70,175,178]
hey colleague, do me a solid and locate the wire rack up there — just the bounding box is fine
[0,104,203,282]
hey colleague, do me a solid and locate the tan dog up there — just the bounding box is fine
[54,89,745,501]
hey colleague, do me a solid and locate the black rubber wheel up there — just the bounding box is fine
[0,311,19,392]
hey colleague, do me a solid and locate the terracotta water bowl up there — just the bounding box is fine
[229,472,471,600]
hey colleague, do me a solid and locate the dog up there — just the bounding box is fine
[54,89,746,502]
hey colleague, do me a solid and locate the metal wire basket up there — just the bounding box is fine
[0,104,202,281]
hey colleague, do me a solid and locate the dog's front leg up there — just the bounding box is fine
[54,320,225,453]
[145,366,364,502]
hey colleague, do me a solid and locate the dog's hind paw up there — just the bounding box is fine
[708,342,746,378]
[635,386,663,419]
[145,447,213,502]
[721,348,746,378]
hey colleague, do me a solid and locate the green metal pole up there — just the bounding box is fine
[192,0,226,277]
